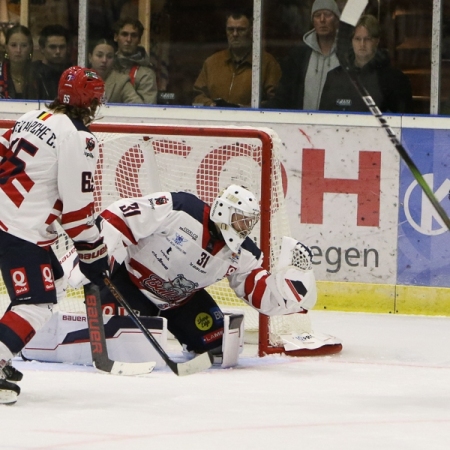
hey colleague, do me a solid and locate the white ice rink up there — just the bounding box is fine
[3,310,450,450]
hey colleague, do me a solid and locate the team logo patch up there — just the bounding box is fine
[41,264,55,292]
[155,196,169,205]
[195,312,213,331]
[85,137,95,152]
[142,273,198,303]
[174,233,187,246]
[10,267,29,296]
[85,70,99,79]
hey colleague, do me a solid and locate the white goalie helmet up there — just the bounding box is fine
[210,184,261,253]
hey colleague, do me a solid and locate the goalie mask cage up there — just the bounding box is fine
[0,120,311,358]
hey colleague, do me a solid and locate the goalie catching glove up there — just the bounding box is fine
[74,238,109,288]
[266,236,317,312]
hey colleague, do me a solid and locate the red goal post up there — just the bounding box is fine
[0,120,313,357]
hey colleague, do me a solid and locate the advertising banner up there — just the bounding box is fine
[398,128,450,287]
[276,122,400,284]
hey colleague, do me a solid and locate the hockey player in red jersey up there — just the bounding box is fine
[0,66,109,404]
[94,185,318,366]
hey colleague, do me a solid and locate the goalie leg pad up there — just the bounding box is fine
[22,311,168,368]
[221,313,244,368]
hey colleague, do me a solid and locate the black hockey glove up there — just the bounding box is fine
[336,21,355,70]
[74,238,109,288]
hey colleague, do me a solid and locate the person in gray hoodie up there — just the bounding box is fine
[268,0,340,110]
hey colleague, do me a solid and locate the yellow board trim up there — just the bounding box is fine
[316,281,450,316]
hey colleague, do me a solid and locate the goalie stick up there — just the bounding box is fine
[103,278,214,376]
[84,282,156,376]
[337,0,450,231]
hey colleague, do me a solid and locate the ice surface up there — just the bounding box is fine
[3,310,450,450]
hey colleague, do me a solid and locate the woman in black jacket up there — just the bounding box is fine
[319,15,413,113]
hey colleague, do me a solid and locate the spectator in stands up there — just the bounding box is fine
[268,0,340,110]
[0,25,38,100]
[31,25,71,101]
[88,38,143,103]
[113,17,157,104]
[193,9,281,107]
[319,15,413,113]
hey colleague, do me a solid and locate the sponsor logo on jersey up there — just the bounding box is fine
[202,328,223,344]
[40,264,55,291]
[211,307,224,323]
[173,233,188,246]
[189,261,206,274]
[225,265,237,276]
[151,250,169,270]
[230,249,241,264]
[160,249,170,261]
[179,227,198,241]
[10,267,29,296]
[195,312,213,331]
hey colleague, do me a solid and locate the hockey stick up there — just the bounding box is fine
[103,277,214,376]
[337,0,450,231]
[84,282,156,376]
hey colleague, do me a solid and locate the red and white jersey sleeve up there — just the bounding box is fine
[99,192,174,253]
[0,110,100,246]
[227,248,307,316]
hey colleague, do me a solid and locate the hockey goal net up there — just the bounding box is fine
[0,120,311,357]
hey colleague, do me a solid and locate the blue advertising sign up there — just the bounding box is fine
[398,128,450,287]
